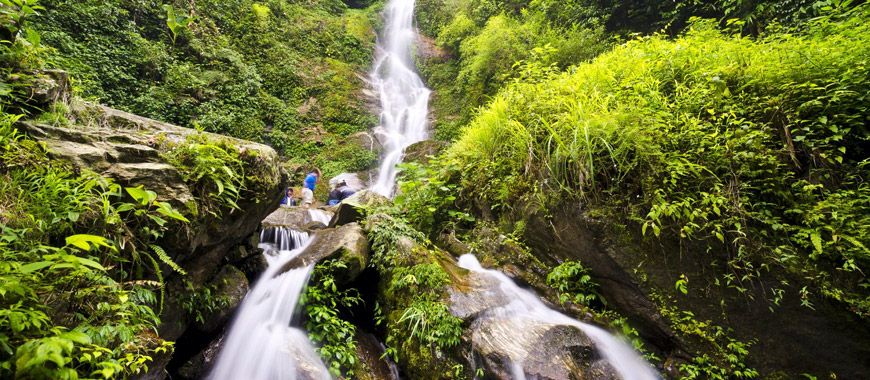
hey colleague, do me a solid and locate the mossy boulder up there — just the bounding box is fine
[329,189,390,227]
[277,223,369,285]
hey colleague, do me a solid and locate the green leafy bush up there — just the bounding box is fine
[0,107,190,378]
[304,259,362,377]
[445,8,870,316]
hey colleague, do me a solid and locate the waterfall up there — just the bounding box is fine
[457,254,660,380]
[208,230,330,380]
[370,0,431,196]
[307,209,332,225]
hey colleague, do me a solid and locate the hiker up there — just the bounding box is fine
[337,180,357,201]
[327,180,356,206]
[280,187,297,207]
[304,168,321,192]
[327,183,342,206]
[300,169,319,207]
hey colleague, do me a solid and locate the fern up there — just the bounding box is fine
[150,244,187,275]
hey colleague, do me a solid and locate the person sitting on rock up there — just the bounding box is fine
[327,183,343,206]
[280,187,297,207]
[337,180,356,201]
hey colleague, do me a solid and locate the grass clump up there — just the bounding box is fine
[446,8,870,317]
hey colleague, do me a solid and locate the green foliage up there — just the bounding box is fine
[446,9,870,316]
[0,104,189,378]
[32,0,382,173]
[546,260,600,305]
[162,4,192,45]
[178,281,231,325]
[160,132,245,216]
[660,305,759,379]
[304,259,362,377]
[364,213,465,374]
[394,160,475,237]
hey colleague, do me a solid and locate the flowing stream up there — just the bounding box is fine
[208,230,329,380]
[458,254,660,380]
[370,0,431,196]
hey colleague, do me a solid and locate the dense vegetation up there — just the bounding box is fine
[400,0,869,377]
[3,0,869,377]
[33,0,381,176]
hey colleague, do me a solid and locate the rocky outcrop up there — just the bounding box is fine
[518,205,870,378]
[403,139,445,164]
[329,189,389,227]
[18,78,287,380]
[449,263,622,380]
[277,223,369,284]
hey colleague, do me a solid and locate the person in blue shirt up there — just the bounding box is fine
[303,169,321,191]
[280,187,297,207]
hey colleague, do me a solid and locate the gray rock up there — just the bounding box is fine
[348,131,383,155]
[353,332,401,380]
[328,189,390,227]
[276,223,369,284]
[195,265,249,334]
[177,335,224,379]
[261,207,335,231]
[403,139,445,164]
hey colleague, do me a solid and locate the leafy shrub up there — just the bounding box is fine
[0,108,189,378]
[546,261,600,306]
[304,259,362,377]
[446,9,870,315]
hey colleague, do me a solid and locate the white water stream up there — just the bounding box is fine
[458,254,660,380]
[370,0,431,196]
[208,230,329,380]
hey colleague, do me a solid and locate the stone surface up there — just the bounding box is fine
[277,223,369,284]
[18,97,286,352]
[449,271,620,380]
[402,139,445,164]
[195,265,249,334]
[353,332,400,380]
[348,131,383,155]
[261,206,335,230]
[176,336,224,379]
[328,189,390,227]
[519,205,870,378]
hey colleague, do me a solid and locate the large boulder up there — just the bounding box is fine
[519,205,870,378]
[329,189,390,227]
[277,223,369,284]
[449,265,625,380]
[18,98,286,348]
[193,265,249,334]
[402,139,445,164]
[262,207,335,230]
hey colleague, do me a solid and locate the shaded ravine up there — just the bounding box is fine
[370,0,431,196]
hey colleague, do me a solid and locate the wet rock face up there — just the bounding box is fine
[449,272,618,380]
[194,265,249,334]
[520,206,870,378]
[261,207,335,231]
[277,222,370,284]
[329,189,390,227]
[402,139,445,165]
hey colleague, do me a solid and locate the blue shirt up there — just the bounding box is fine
[304,173,317,191]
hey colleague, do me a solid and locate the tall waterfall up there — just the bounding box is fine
[458,254,660,380]
[208,230,329,380]
[370,0,431,196]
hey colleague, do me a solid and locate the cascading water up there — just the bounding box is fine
[370,0,431,196]
[208,230,330,380]
[458,254,660,380]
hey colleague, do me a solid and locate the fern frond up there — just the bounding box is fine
[150,244,187,275]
